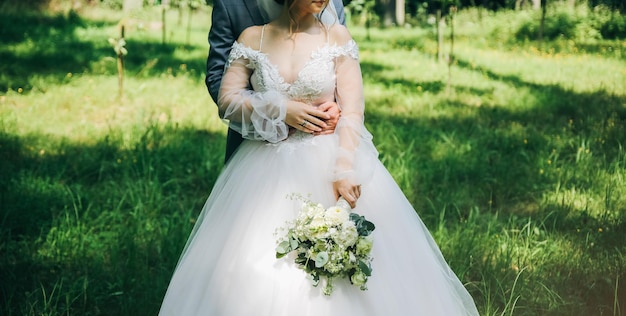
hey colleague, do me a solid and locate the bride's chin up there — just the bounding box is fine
[311,1,327,10]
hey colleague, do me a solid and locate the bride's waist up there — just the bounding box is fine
[283,130,330,142]
[261,131,335,148]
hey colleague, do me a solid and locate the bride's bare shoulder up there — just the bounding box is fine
[328,24,353,45]
[236,25,264,50]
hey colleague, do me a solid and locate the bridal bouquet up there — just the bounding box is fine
[275,194,375,295]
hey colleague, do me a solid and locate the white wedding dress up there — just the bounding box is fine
[159,26,479,315]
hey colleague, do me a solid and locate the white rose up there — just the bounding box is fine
[350,271,367,287]
[325,206,350,224]
[309,214,326,229]
[356,237,373,256]
[334,224,358,247]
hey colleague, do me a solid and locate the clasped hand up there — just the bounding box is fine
[285,100,340,134]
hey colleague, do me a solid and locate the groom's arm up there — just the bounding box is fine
[206,0,235,104]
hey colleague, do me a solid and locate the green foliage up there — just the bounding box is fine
[600,14,626,39]
[0,0,51,11]
[460,5,626,48]
[516,11,578,40]
[512,6,623,42]
[346,0,380,28]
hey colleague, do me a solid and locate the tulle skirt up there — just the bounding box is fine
[159,133,479,315]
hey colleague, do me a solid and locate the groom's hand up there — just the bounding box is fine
[314,101,341,135]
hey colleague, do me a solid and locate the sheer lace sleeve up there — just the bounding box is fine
[217,42,290,143]
[333,40,378,184]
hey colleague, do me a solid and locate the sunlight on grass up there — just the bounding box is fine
[456,45,626,94]
[1,75,223,143]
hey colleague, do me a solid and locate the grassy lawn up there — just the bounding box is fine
[1,4,625,316]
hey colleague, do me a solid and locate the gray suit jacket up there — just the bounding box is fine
[206,0,346,163]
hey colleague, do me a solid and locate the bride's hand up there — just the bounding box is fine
[333,179,361,208]
[285,100,330,133]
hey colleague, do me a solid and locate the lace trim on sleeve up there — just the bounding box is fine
[220,42,289,143]
[327,40,359,60]
[226,42,259,68]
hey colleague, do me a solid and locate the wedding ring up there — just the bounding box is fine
[300,120,308,127]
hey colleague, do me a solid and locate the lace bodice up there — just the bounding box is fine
[227,40,359,104]
[218,32,377,184]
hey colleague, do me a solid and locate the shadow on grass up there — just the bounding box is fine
[360,56,625,315]
[357,33,625,311]
[361,61,447,94]
[574,42,625,60]
[0,125,225,315]
[361,61,496,97]
[455,56,626,155]
[0,11,206,92]
[366,83,626,315]
[363,54,626,219]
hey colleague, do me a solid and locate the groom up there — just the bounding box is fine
[206,0,346,163]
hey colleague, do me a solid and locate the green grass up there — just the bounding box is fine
[1,4,625,316]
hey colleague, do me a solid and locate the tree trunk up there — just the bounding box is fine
[436,10,444,62]
[365,10,372,40]
[446,7,456,95]
[538,0,547,48]
[395,0,405,26]
[179,4,184,25]
[117,25,125,100]
[378,0,396,27]
[162,4,167,45]
[186,4,193,46]
[531,0,541,10]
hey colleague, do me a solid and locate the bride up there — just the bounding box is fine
[159,0,480,315]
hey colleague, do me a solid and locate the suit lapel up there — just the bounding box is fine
[244,0,267,25]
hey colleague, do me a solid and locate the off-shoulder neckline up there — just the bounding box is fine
[230,40,358,86]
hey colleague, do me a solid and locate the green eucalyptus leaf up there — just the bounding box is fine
[311,273,320,286]
[350,213,376,236]
[276,240,291,254]
[358,260,372,276]
[290,238,299,250]
[315,252,329,268]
